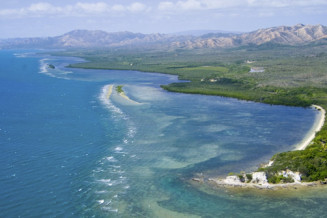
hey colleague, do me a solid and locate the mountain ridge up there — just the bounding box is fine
[1,24,326,49]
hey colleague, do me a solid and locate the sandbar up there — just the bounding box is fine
[106,85,113,99]
[115,85,142,105]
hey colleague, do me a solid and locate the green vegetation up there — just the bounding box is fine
[258,124,327,182]
[266,174,294,184]
[53,41,327,183]
[246,174,253,182]
[238,174,245,182]
[116,85,124,94]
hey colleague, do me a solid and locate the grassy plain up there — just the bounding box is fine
[54,41,327,182]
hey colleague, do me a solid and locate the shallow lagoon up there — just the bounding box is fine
[0,50,326,217]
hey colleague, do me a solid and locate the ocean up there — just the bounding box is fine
[1,50,326,217]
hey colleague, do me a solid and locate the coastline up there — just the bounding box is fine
[106,85,113,99]
[295,105,325,150]
[207,178,322,190]
[56,53,327,191]
[204,105,327,190]
[118,91,142,105]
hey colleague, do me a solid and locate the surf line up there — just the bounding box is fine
[106,85,113,99]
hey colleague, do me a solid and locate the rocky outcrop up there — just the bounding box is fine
[223,175,243,185]
[251,172,268,184]
[210,170,303,188]
[278,170,302,183]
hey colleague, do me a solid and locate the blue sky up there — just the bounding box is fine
[1,0,327,38]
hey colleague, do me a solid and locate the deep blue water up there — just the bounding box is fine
[0,50,326,217]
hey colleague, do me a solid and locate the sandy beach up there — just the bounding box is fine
[106,85,113,99]
[118,91,141,104]
[204,105,326,190]
[115,85,142,105]
[295,105,325,150]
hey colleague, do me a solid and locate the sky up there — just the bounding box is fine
[1,0,327,38]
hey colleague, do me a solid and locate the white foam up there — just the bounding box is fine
[93,168,104,173]
[110,169,125,174]
[114,147,123,151]
[38,58,72,79]
[39,58,50,74]
[97,200,105,204]
[14,53,32,58]
[106,156,117,162]
[112,165,121,168]
[102,207,118,213]
[95,190,108,194]
[127,127,136,138]
[100,179,124,187]
[97,179,111,183]
[99,85,124,116]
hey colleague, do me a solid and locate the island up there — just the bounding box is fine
[115,85,141,104]
[48,64,55,69]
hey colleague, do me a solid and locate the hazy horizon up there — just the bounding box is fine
[1,0,327,38]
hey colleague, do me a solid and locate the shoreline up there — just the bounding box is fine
[207,178,323,190]
[118,91,142,105]
[51,52,327,193]
[115,85,142,105]
[294,105,325,150]
[204,105,326,190]
[106,85,113,99]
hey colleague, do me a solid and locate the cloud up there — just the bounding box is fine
[158,2,175,11]
[28,3,54,12]
[157,0,327,11]
[127,2,148,12]
[75,2,110,13]
[2,0,326,18]
[112,4,127,12]
[177,0,203,10]
[0,1,150,18]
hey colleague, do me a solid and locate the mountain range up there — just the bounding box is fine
[1,24,327,49]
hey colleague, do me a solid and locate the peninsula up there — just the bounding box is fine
[207,105,326,189]
[52,24,327,187]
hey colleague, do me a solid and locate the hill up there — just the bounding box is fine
[1,24,327,49]
[176,24,327,48]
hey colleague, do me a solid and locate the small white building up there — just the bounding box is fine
[250,67,265,73]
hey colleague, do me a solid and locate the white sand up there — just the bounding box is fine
[106,85,113,99]
[118,91,142,105]
[294,105,325,150]
[206,105,326,189]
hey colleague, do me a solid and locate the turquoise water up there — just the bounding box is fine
[0,50,326,217]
